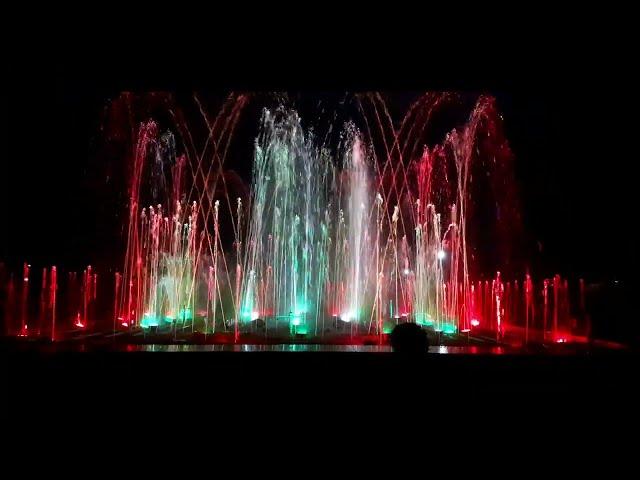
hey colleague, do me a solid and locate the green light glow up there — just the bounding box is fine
[415,312,434,326]
[178,307,193,321]
[437,322,457,335]
[293,324,308,335]
[382,321,395,334]
[141,313,160,328]
[443,324,457,334]
[294,302,308,316]
[288,306,309,335]
[141,307,194,328]
[288,303,308,326]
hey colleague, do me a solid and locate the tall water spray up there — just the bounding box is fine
[241,109,334,335]
[109,94,528,341]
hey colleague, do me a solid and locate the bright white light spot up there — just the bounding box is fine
[251,311,259,321]
[341,312,354,322]
[471,319,480,327]
[437,250,446,260]
[403,269,411,276]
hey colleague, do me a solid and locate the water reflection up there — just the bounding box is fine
[131,344,507,353]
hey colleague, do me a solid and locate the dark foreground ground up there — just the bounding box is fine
[3,343,640,421]
[3,343,640,467]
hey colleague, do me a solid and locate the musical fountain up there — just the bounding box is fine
[0,92,597,349]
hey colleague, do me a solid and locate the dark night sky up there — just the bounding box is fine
[3,44,637,284]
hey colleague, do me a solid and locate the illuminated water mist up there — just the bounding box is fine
[106,93,524,342]
[1,92,592,346]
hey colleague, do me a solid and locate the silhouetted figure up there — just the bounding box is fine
[389,323,429,354]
